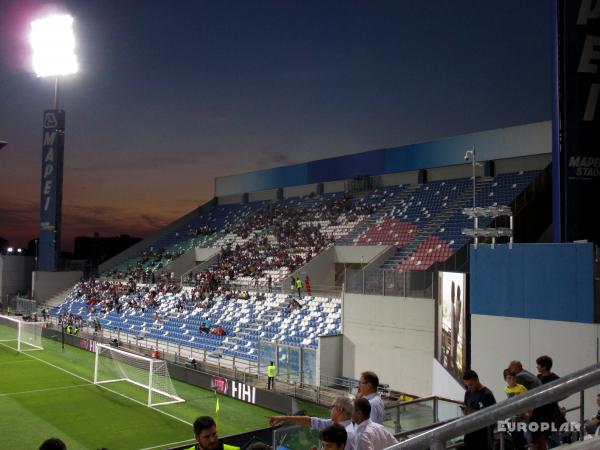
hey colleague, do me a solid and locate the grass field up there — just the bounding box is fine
[0,323,294,450]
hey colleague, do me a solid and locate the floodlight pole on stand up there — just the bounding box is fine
[465,147,478,248]
[54,77,59,110]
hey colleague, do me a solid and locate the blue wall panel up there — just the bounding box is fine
[470,243,594,323]
[216,163,308,196]
[307,149,386,183]
[215,121,551,197]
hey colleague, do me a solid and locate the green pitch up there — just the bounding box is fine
[0,324,281,450]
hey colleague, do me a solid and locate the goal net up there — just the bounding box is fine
[94,343,184,407]
[0,315,44,352]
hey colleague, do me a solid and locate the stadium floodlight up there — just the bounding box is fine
[30,14,78,78]
[17,248,22,253]
[30,14,78,271]
[7,247,13,253]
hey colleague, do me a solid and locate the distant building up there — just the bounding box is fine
[74,234,142,264]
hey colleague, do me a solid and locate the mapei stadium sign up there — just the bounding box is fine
[39,110,65,271]
[556,0,600,243]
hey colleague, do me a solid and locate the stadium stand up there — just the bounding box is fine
[50,169,541,368]
[51,279,341,361]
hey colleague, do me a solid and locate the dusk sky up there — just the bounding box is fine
[0,0,553,250]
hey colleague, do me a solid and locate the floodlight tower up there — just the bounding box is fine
[464,147,477,234]
[29,14,78,271]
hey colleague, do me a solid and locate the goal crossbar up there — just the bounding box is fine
[94,343,184,406]
[0,314,44,352]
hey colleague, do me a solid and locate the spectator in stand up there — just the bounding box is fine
[39,438,67,450]
[290,276,296,292]
[317,423,348,450]
[287,298,302,313]
[352,398,397,450]
[502,368,529,450]
[356,371,385,424]
[583,393,600,435]
[269,396,356,450]
[305,275,312,296]
[531,355,566,450]
[267,275,272,293]
[212,324,226,336]
[508,360,542,391]
[200,319,211,333]
[462,369,496,450]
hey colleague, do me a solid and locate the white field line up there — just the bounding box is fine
[0,359,37,365]
[136,437,197,450]
[0,383,92,397]
[0,342,192,428]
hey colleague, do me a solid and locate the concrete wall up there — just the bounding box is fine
[218,194,244,205]
[431,359,465,402]
[495,154,551,174]
[0,255,35,299]
[380,171,419,187]
[324,180,345,193]
[32,271,82,303]
[162,248,221,278]
[471,314,600,420]
[288,247,337,292]
[248,188,277,202]
[427,164,481,182]
[283,184,317,198]
[318,334,343,386]
[288,246,392,293]
[184,252,222,280]
[334,245,392,263]
[195,248,221,261]
[342,293,435,397]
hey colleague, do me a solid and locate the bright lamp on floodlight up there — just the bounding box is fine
[30,14,78,77]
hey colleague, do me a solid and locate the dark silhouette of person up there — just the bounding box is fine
[449,281,456,370]
[453,284,462,373]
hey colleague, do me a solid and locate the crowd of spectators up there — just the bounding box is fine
[105,192,386,290]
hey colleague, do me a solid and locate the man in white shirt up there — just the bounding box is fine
[352,398,398,450]
[269,396,356,450]
[356,371,385,424]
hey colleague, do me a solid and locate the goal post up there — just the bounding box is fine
[0,314,44,352]
[94,343,184,407]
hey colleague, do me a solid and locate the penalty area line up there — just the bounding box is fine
[0,383,92,398]
[0,342,192,428]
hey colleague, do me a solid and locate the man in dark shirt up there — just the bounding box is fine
[462,369,497,450]
[584,393,600,435]
[530,355,565,450]
[508,360,542,391]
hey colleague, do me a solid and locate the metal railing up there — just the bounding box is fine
[389,362,600,450]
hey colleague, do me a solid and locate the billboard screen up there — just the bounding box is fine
[436,271,468,381]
